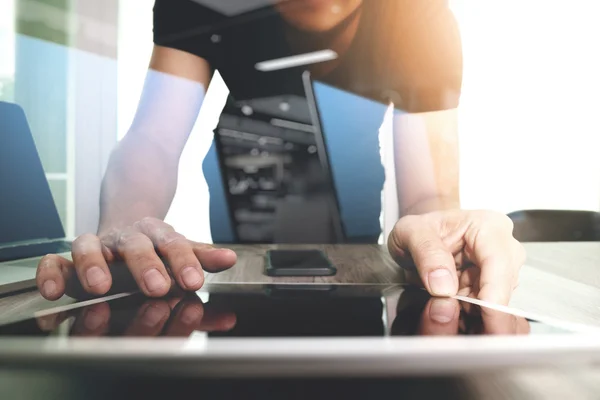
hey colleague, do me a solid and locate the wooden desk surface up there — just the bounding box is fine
[1,242,600,399]
[205,244,403,284]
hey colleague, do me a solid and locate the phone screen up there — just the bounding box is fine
[268,250,331,270]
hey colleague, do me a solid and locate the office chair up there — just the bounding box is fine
[507,209,600,242]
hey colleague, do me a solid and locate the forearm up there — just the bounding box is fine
[97,51,209,236]
[98,136,179,235]
[393,108,460,217]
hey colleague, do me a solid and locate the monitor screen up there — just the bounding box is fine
[310,80,389,243]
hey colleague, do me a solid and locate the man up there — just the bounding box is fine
[36,0,524,305]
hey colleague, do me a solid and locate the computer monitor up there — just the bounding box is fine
[302,72,389,244]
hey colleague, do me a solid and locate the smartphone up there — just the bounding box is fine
[265,249,337,277]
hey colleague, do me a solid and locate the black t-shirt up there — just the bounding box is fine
[153,0,463,112]
[152,0,463,243]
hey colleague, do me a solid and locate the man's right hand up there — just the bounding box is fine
[36,217,237,300]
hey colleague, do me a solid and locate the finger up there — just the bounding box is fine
[124,300,171,336]
[402,269,424,288]
[419,298,460,336]
[115,229,171,297]
[390,217,459,297]
[191,242,237,273]
[479,306,519,335]
[517,317,531,334]
[134,220,204,291]
[71,234,112,296]
[457,267,480,298]
[71,302,111,337]
[165,300,237,336]
[36,254,74,300]
[163,301,205,337]
[195,307,237,332]
[459,299,475,316]
[166,296,184,310]
[472,231,522,306]
[37,311,69,332]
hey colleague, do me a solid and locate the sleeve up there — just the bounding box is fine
[392,0,464,113]
[153,0,225,62]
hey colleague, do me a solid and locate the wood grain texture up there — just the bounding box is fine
[2,242,600,324]
[206,244,403,284]
[523,242,600,289]
[0,290,73,325]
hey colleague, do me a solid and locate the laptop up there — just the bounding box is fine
[0,101,71,295]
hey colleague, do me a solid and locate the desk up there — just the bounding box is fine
[1,242,600,399]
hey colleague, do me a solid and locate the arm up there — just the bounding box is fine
[98,45,211,235]
[36,46,238,301]
[389,106,525,305]
[391,1,462,216]
[393,107,460,216]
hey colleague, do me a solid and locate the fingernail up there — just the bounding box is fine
[181,266,202,289]
[143,269,167,293]
[429,298,457,324]
[86,266,108,287]
[42,280,57,297]
[428,269,455,296]
[142,305,167,327]
[84,310,106,331]
[181,305,203,325]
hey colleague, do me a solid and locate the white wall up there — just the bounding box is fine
[71,0,119,237]
[452,0,600,213]
[116,0,153,141]
[117,0,600,243]
[1,0,118,237]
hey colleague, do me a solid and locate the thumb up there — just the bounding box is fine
[191,242,237,272]
[390,218,459,297]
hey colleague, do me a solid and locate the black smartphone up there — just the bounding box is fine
[265,249,337,277]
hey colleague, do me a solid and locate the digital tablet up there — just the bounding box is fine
[0,283,599,377]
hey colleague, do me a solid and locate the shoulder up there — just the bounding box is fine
[152,0,226,59]
[153,0,225,36]
[361,0,463,111]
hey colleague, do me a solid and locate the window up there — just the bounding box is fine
[2,0,119,237]
[0,0,15,102]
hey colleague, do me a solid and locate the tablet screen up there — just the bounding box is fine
[0,284,574,338]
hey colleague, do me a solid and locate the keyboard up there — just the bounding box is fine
[0,241,72,263]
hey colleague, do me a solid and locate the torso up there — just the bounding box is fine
[153,0,462,243]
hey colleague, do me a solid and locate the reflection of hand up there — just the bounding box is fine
[36,217,237,300]
[418,298,530,336]
[388,210,526,306]
[36,296,237,337]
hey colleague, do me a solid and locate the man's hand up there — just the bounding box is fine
[388,210,525,305]
[36,217,237,300]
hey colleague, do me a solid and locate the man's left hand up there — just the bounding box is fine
[388,210,525,305]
